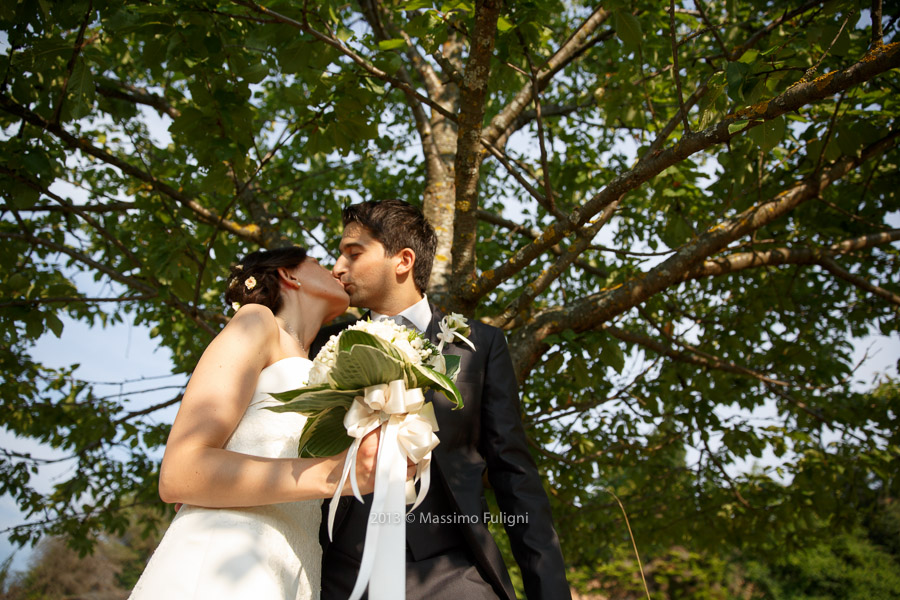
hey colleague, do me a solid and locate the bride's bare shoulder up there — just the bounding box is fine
[225,304,279,335]
[206,304,282,364]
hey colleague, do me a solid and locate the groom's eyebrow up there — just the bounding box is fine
[339,241,364,253]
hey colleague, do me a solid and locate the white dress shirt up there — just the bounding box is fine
[371,295,432,333]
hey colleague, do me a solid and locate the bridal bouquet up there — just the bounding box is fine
[267,317,470,600]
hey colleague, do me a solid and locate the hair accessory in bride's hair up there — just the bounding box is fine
[231,302,241,312]
[244,276,257,290]
[235,264,243,270]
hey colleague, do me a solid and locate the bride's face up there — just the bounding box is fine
[293,257,349,319]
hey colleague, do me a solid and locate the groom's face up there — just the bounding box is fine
[333,223,399,311]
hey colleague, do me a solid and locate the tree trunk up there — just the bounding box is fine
[423,36,463,306]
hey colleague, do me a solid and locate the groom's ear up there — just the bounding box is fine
[393,248,416,276]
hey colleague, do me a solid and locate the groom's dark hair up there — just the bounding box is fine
[342,199,437,294]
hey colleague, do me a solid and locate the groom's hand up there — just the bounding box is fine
[352,428,380,495]
[347,429,417,496]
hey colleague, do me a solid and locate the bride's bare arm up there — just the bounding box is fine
[157,304,376,507]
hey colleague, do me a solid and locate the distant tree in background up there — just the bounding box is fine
[1,506,169,600]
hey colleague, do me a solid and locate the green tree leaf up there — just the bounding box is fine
[377,38,406,51]
[613,11,642,51]
[748,116,786,152]
[728,119,750,134]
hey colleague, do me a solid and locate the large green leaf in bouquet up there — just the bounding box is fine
[329,344,407,389]
[337,330,409,363]
[297,406,354,458]
[409,362,463,409]
[267,387,357,415]
[442,355,461,382]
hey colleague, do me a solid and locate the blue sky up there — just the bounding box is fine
[1,317,184,573]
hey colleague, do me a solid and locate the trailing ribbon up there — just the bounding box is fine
[328,379,440,600]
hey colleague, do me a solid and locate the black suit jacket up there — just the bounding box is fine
[314,307,571,600]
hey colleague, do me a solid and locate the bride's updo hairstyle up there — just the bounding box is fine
[225,246,307,314]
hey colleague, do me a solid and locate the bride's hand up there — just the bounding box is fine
[343,428,417,496]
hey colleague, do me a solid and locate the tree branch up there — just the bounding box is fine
[0,296,156,309]
[0,231,155,295]
[0,95,265,244]
[231,0,458,123]
[508,129,900,379]
[491,196,622,328]
[113,395,184,426]
[8,200,135,214]
[359,0,451,98]
[475,209,609,278]
[450,0,502,304]
[0,166,144,273]
[871,0,884,49]
[682,229,900,304]
[464,41,900,304]
[95,79,180,119]
[482,7,612,146]
[493,102,587,150]
[355,0,439,138]
[680,229,900,284]
[477,133,550,206]
[518,31,562,219]
[668,0,691,135]
[820,255,900,306]
[0,231,218,336]
[798,8,856,85]
[52,0,93,125]
[693,0,731,60]
[603,324,791,387]
[357,1,462,262]
[705,438,755,509]
[730,0,826,63]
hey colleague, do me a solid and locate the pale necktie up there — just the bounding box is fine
[381,314,418,332]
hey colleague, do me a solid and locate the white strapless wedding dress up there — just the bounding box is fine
[130,357,321,600]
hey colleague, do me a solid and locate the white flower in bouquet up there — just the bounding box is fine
[307,358,333,386]
[310,319,440,385]
[426,353,447,375]
[365,319,423,364]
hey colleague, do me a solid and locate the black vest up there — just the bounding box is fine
[326,460,466,561]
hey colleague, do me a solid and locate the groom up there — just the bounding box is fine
[314,199,571,600]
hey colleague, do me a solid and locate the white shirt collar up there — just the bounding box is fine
[371,295,432,333]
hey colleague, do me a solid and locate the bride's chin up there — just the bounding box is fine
[327,297,350,320]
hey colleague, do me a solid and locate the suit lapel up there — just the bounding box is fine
[423,305,441,420]
[424,304,442,344]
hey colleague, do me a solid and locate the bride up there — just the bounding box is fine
[130,246,399,600]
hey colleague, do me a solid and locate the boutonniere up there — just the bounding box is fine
[436,312,475,353]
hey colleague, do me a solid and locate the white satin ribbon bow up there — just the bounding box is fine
[329,379,440,600]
